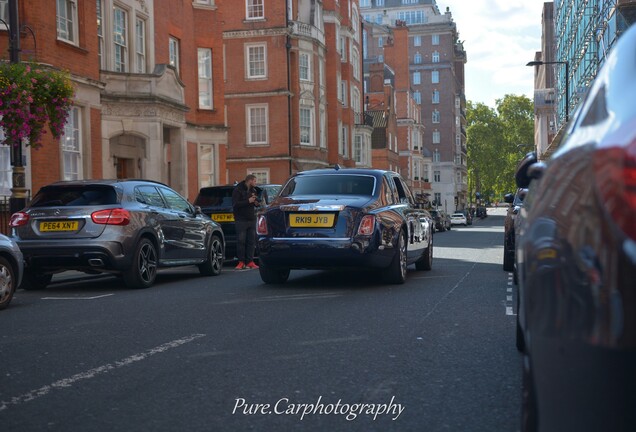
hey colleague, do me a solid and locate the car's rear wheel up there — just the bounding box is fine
[0,257,16,310]
[21,271,52,291]
[384,232,407,284]
[259,261,290,284]
[415,231,433,271]
[123,238,157,289]
[503,247,514,271]
[198,234,224,276]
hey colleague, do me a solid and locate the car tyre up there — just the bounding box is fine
[123,238,157,289]
[259,261,290,284]
[384,232,407,284]
[0,257,16,310]
[198,234,224,276]
[415,231,433,271]
[503,248,514,271]
[521,355,538,432]
[21,271,52,291]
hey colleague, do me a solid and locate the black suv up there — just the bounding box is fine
[503,188,527,272]
[10,180,225,289]
[194,184,281,260]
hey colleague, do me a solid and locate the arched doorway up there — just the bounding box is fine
[110,134,146,179]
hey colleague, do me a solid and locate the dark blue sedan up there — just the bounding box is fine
[515,24,636,432]
[256,168,433,284]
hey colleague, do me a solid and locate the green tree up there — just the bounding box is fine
[466,94,534,203]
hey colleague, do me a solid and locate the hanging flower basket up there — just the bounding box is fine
[0,62,74,148]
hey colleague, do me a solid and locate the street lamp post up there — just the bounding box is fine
[6,0,27,214]
[526,60,570,124]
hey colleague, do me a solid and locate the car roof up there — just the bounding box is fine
[41,179,168,188]
[295,167,395,179]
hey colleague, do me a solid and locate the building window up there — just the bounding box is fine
[432,90,440,104]
[56,0,78,44]
[378,36,383,47]
[246,44,267,79]
[340,81,347,106]
[169,37,180,73]
[413,91,421,104]
[352,47,360,80]
[434,192,441,205]
[198,48,213,109]
[248,169,269,184]
[434,171,440,182]
[432,51,440,63]
[376,0,384,6]
[413,35,421,47]
[97,0,105,69]
[246,0,264,20]
[397,10,426,25]
[320,109,326,148]
[0,126,11,196]
[375,14,382,25]
[299,107,313,145]
[62,107,82,180]
[432,110,440,123]
[433,149,441,162]
[351,87,361,115]
[199,145,215,188]
[413,72,421,85]
[360,0,370,7]
[340,125,348,157]
[414,53,422,64]
[299,53,310,81]
[113,7,128,72]
[340,36,347,61]
[433,131,440,144]
[432,70,439,83]
[247,104,268,145]
[135,18,146,73]
[432,34,440,45]
[378,54,383,63]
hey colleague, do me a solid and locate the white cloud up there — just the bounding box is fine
[436,0,545,107]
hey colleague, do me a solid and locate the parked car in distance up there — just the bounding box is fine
[514,25,636,432]
[450,212,468,226]
[256,168,434,284]
[429,209,451,231]
[10,179,225,290]
[503,188,526,272]
[194,184,281,260]
[0,234,24,310]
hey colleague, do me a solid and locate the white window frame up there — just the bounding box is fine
[413,35,421,47]
[413,91,421,104]
[169,37,180,73]
[340,81,347,106]
[246,0,265,20]
[432,90,440,104]
[414,53,422,64]
[0,124,12,196]
[320,109,327,148]
[62,107,82,181]
[248,169,269,184]
[432,110,440,124]
[299,107,313,146]
[352,47,360,80]
[432,51,440,63]
[299,52,311,81]
[413,72,421,85]
[198,48,214,109]
[341,125,349,157]
[433,131,440,144]
[97,0,105,69]
[432,70,439,84]
[340,36,347,62]
[432,34,440,45]
[434,171,441,182]
[135,17,146,73]
[245,43,267,79]
[113,6,128,72]
[378,36,383,47]
[56,0,78,44]
[246,104,269,146]
[376,0,384,6]
[199,144,215,188]
[0,0,8,28]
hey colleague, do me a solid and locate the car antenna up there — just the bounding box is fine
[334,164,341,171]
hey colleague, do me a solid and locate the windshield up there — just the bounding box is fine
[280,175,376,196]
[194,188,234,207]
[30,186,118,207]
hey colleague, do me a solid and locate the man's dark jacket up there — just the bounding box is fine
[232,181,257,222]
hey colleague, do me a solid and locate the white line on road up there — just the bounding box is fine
[0,333,206,412]
[506,306,515,316]
[421,262,477,321]
[298,336,369,346]
[507,295,513,301]
[41,294,115,300]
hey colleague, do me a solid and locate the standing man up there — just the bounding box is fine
[232,174,260,270]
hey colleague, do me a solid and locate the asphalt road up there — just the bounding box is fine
[0,208,521,432]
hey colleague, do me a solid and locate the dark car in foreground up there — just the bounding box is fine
[503,188,526,272]
[194,184,281,260]
[515,25,636,432]
[0,234,23,310]
[10,180,224,290]
[256,168,433,284]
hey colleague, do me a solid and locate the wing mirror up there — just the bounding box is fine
[504,193,514,204]
[515,151,546,188]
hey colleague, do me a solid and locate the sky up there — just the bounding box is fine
[435,0,547,108]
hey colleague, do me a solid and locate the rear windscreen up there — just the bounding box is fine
[194,188,234,207]
[30,186,118,207]
[280,175,375,196]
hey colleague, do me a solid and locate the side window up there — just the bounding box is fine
[392,177,409,203]
[160,187,192,213]
[136,186,166,208]
[383,177,396,205]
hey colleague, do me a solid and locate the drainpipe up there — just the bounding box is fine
[286,4,293,176]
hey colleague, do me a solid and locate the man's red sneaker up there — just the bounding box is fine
[235,261,246,270]
[245,261,259,269]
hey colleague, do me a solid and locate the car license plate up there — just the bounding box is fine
[211,213,234,222]
[288,213,335,228]
[39,220,79,232]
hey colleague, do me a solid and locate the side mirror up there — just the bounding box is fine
[515,152,546,188]
[194,205,203,215]
[504,193,514,204]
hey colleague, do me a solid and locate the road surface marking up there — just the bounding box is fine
[421,262,477,321]
[216,293,342,304]
[506,306,515,316]
[298,336,368,346]
[41,294,115,300]
[0,333,205,412]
